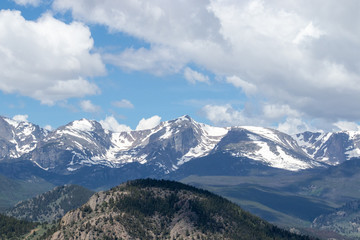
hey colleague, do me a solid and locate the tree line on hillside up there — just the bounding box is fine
[0,213,37,239]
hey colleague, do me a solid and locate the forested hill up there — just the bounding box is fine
[6,185,94,223]
[0,213,37,239]
[51,179,317,240]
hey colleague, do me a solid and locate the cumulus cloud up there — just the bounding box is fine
[53,0,360,127]
[12,0,41,6]
[201,104,250,127]
[201,103,319,134]
[136,115,161,130]
[79,100,101,113]
[112,99,134,109]
[333,121,360,132]
[184,67,209,84]
[277,117,315,135]
[103,46,186,75]
[99,116,131,132]
[263,104,300,120]
[0,10,105,105]
[13,114,29,122]
[53,0,223,47]
[226,76,257,95]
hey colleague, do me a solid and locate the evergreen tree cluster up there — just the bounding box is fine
[0,213,37,239]
[6,185,94,223]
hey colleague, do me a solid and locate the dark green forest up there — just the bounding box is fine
[0,213,37,239]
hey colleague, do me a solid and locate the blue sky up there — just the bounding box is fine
[0,0,360,134]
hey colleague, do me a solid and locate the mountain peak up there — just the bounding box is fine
[2,117,19,128]
[175,115,193,122]
[68,118,97,132]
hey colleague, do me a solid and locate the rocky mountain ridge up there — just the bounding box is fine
[0,115,359,174]
[0,116,48,161]
[295,131,360,165]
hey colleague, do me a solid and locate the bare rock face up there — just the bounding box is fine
[49,179,310,240]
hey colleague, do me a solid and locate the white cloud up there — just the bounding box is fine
[226,76,257,95]
[13,114,29,122]
[112,99,134,109]
[53,0,223,47]
[277,117,314,135]
[100,116,131,132]
[12,0,41,7]
[79,100,101,113]
[293,22,324,45]
[184,67,209,84]
[201,103,322,135]
[201,103,315,134]
[54,0,360,126]
[0,10,105,105]
[44,125,53,131]
[103,46,186,75]
[263,104,300,120]
[201,104,249,127]
[136,115,161,130]
[333,121,360,132]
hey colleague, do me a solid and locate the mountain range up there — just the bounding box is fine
[1,114,359,177]
[2,115,360,238]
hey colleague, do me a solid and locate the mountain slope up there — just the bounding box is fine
[0,173,54,211]
[312,200,360,239]
[0,213,37,239]
[0,116,48,160]
[178,158,360,232]
[6,185,94,223]
[295,131,360,165]
[28,119,113,173]
[50,179,315,240]
[212,127,321,171]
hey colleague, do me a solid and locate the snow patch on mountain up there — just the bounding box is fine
[178,123,228,165]
[233,141,315,171]
[241,126,283,145]
[70,119,95,132]
[3,118,19,128]
[159,126,173,140]
[346,148,360,158]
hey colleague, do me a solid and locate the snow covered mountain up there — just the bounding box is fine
[1,115,360,175]
[295,131,360,165]
[5,115,228,174]
[213,127,321,171]
[0,116,48,160]
[28,119,112,171]
[94,115,228,173]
